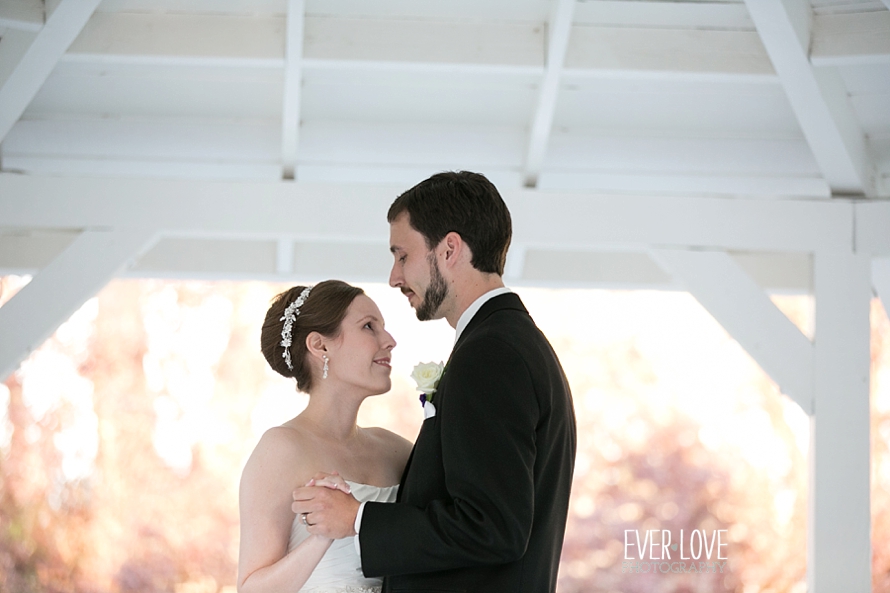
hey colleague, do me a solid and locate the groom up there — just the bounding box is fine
[294,171,576,592]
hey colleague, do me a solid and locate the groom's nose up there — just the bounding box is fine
[389,262,402,288]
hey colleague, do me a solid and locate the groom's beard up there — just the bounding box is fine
[415,253,448,321]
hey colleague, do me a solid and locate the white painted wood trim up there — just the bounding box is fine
[0,0,101,143]
[0,227,158,380]
[281,0,304,180]
[0,174,854,253]
[652,248,814,413]
[523,0,575,187]
[808,248,871,593]
[744,0,874,196]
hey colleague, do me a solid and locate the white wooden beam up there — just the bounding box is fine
[0,173,854,253]
[810,11,890,66]
[808,248,871,593]
[0,0,43,32]
[874,257,890,315]
[281,0,304,180]
[2,119,825,195]
[652,248,814,413]
[0,0,101,144]
[744,0,875,196]
[854,200,890,255]
[0,227,157,380]
[523,0,575,188]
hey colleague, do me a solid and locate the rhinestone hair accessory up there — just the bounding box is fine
[280,286,312,371]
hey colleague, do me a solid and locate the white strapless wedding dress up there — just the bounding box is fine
[287,481,398,593]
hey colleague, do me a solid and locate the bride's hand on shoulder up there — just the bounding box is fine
[306,470,351,494]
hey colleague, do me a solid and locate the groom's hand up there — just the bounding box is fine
[292,485,360,539]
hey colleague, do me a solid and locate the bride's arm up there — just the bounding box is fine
[237,427,331,593]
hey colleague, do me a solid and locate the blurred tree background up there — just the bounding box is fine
[1,275,888,593]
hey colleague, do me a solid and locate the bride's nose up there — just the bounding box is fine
[383,331,396,350]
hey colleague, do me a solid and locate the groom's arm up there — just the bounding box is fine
[359,333,539,576]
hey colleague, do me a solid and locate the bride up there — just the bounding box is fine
[237,280,412,593]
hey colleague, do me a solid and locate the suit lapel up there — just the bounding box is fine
[398,293,529,499]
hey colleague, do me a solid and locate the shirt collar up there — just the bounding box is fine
[454,287,512,344]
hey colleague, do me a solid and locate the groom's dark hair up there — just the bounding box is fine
[387,171,512,276]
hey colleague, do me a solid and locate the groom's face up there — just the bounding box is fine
[389,213,448,321]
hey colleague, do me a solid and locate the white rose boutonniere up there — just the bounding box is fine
[411,361,445,419]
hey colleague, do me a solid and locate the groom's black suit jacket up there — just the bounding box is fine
[360,292,577,593]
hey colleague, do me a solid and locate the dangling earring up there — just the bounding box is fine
[322,355,329,379]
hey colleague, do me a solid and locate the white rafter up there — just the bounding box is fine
[523,0,576,188]
[874,257,890,312]
[281,0,304,180]
[652,248,814,413]
[0,173,853,253]
[744,0,875,196]
[0,0,101,144]
[0,227,157,380]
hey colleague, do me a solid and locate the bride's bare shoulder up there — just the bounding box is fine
[362,427,413,465]
[240,425,313,484]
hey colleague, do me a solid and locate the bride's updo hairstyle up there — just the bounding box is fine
[261,280,364,392]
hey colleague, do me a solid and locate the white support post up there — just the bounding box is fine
[281,0,304,180]
[874,257,890,315]
[744,0,875,196]
[0,227,157,381]
[523,0,575,188]
[0,0,102,143]
[808,248,872,593]
[652,248,814,413]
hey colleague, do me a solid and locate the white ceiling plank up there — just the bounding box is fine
[0,0,43,31]
[565,25,774,76]
[282,0,304,180]
[303,16,544,67]
[810,11,890,66]
[67,12,285,64]
[573,0,754,29]
[59,12,786,82]
[0,29,37,89]
[0,0,101,143]
[745,0,875,196]
[652,248,814,413]
[0,173,855,253]
[0,226,157,381]
[523,0,576,187]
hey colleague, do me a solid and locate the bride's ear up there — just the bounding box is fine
[305,331,327,362]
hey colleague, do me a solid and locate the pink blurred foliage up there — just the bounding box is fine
[0,277,887,592]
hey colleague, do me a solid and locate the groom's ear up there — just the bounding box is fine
[439,231,466,268]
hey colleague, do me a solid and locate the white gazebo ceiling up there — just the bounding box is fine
[1,0,888,194]
[0,0,889,288]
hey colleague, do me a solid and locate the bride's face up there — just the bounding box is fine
[326,295,396,395]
